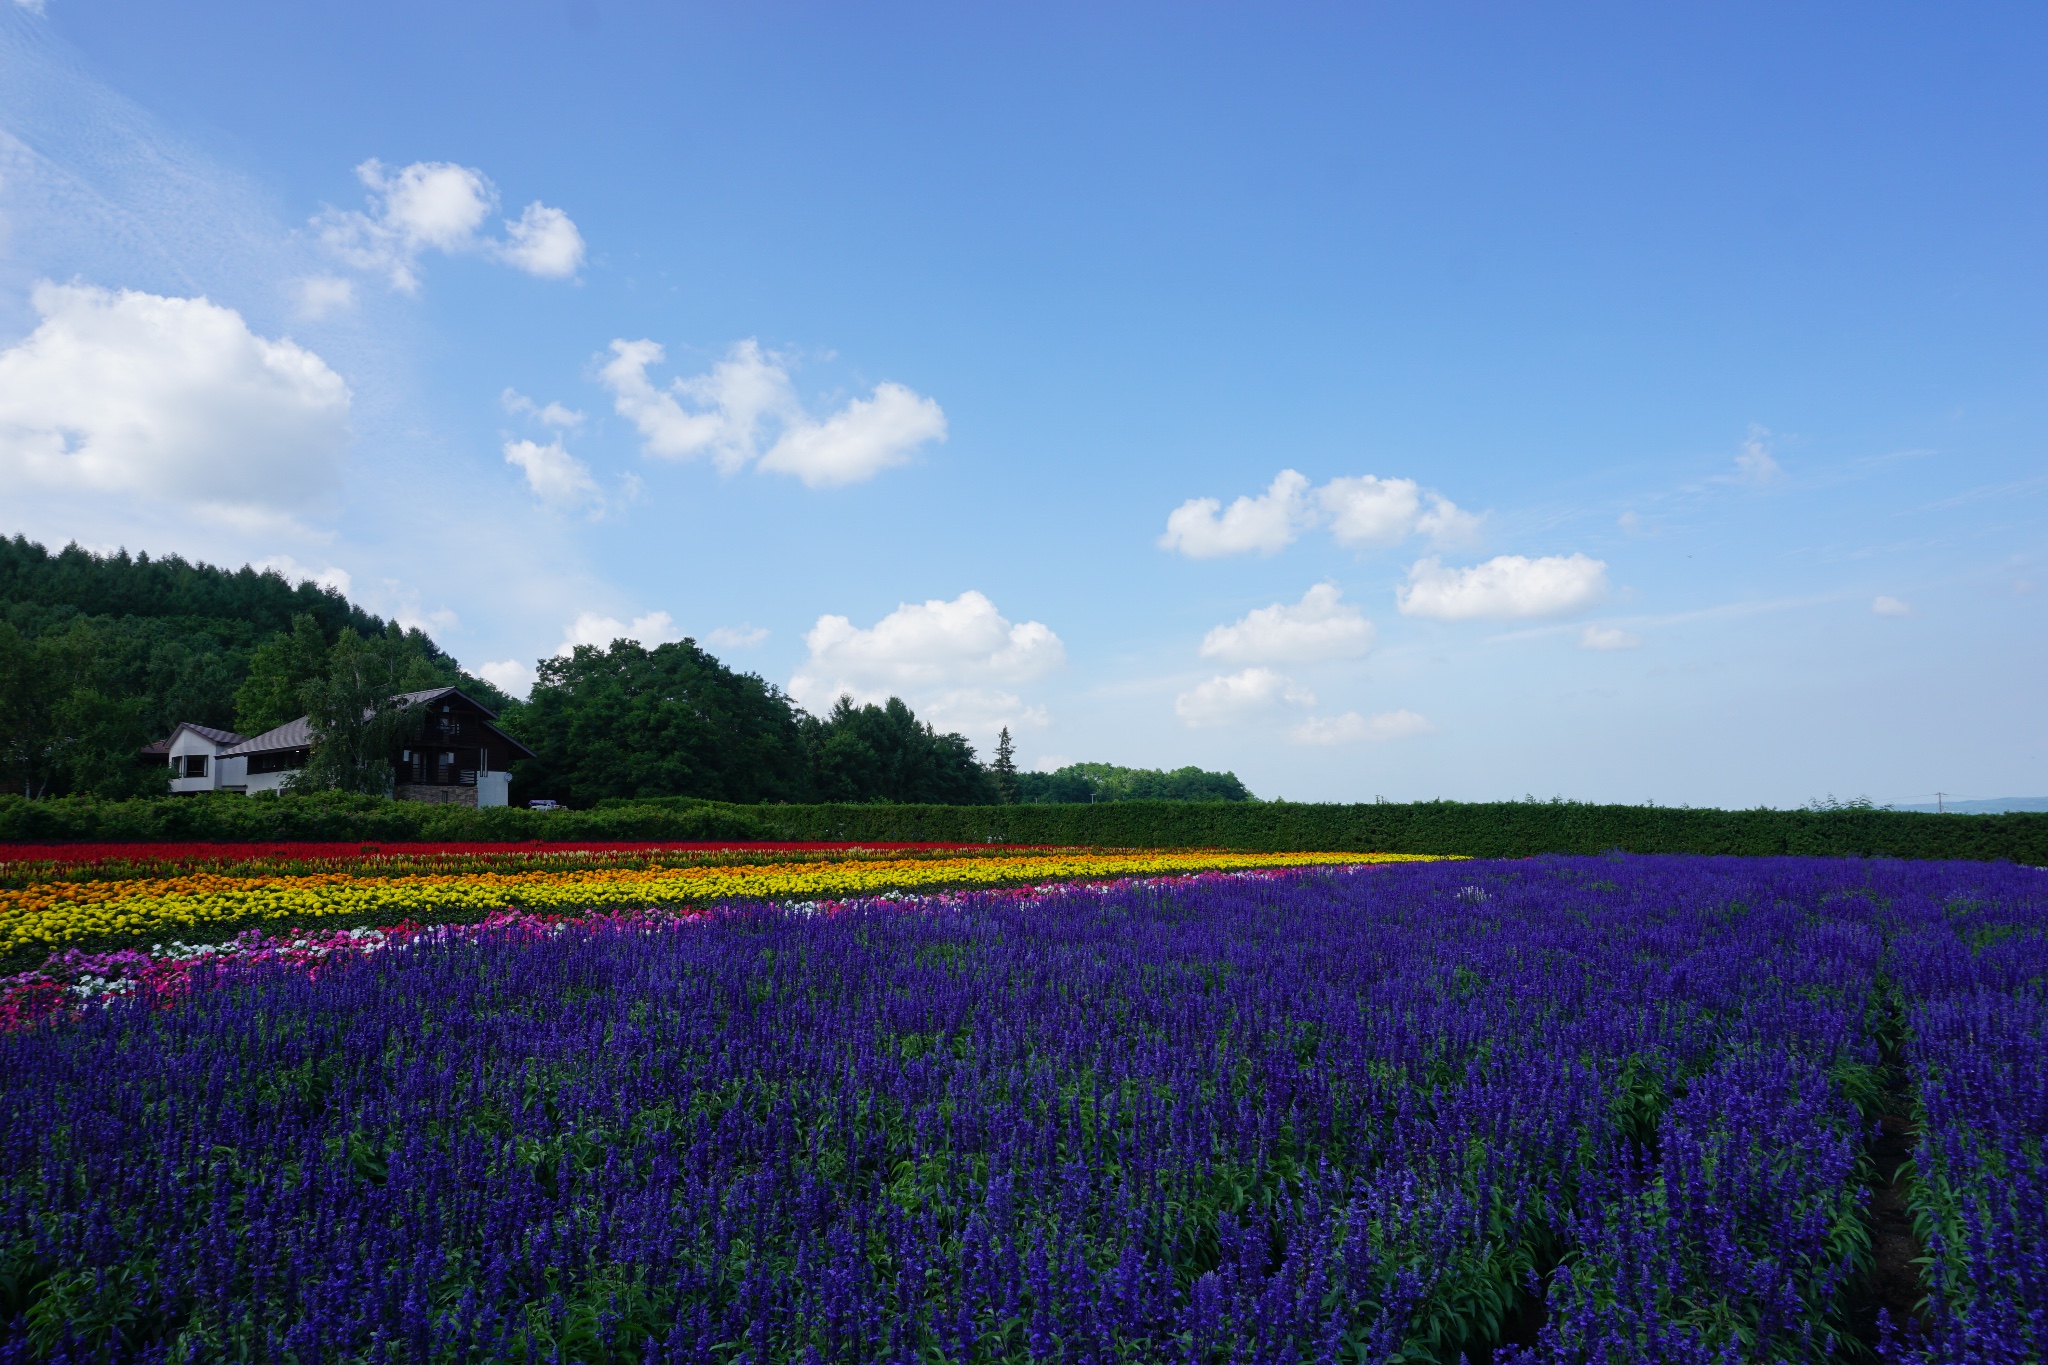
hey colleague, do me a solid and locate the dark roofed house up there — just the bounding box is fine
[386,687,534,807]
[154,688,532,807]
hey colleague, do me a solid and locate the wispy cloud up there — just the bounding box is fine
[1730,424,1784,485]
[502,388,585,428]
[1919,473,2048,512]
[1289,709,1433,745]
[601,338,946,487]
[707,625,769,649]
[313,159,585,292]
[500,389,608,512]
[1579,625,1641,650]
[1174,667,1314,728]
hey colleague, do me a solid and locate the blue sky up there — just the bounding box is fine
[2,1,2043,806]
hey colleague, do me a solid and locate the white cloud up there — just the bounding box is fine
[0,283,350,529]
[1174,667,1314,728]
[1733,424,1784,485]
[600,338,788,470]
[1318,475,1481,549]
[1396,553,1609,621]
[706,624,770,649]
[317,160,491,292]
[501,388,584,428]
[1159,469,1310,558]
[13,1,47,16]
[1161,470,1479,558]
[294,274,356,320]
[558,610,682,654]
[1315,475,1417,547]
[315,159,583,292]
[504,437,598,509]
[1415,501,1482,546]
[501,390,602,511]
[1200,583,1374,664]
[497,202,585,279]
[918,689,1052,738]
[1872,595,1913,617]
[1580,625,1641,650]
[599,338,944,485]
[478,659,535,699]
[367,160,492,251]
[759,382,948,487]
[789,591,1065,731]
[252,555,352,596]
[1289,709,1433,745]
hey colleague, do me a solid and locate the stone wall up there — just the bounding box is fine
[394,783,478,808]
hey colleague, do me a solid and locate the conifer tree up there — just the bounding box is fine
[991,726,1019,804]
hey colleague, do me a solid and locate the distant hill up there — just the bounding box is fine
[1893,797,2048,815]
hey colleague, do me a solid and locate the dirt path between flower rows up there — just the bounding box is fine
[1852,1007,1929,1349]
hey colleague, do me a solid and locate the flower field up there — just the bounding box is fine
[0,855,2042,1363]
[0,842,1418,961]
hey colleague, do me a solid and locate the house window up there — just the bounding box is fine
[183,755,208,778]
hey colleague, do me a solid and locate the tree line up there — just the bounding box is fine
[0,537,498,799]
[0,537,1255,807]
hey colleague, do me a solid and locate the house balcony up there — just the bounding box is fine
[401,748,485,787]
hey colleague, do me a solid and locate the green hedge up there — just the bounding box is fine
[0,793,768,843]
[2,793,2044,862]
[734,799,2048,861]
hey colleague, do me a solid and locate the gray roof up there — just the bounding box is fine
[394,685,460,708]
[220,717,313,756]
[168,722,247,748]
[393,685,500,717]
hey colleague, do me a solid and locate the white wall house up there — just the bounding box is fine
[218,717,313,796]
[155,723,250,794]
[149,688,529,807]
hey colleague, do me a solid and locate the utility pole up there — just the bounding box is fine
[1935,791,1948,814]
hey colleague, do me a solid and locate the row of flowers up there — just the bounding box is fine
[0,865,1380,1030]
[0,839,1039,887]
[0,850,1433,955]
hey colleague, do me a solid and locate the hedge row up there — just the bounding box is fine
[1,793,2044,862]
[739,799,2048,862]
[0,793,769,843]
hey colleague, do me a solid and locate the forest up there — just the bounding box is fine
[0,537,1252,808]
